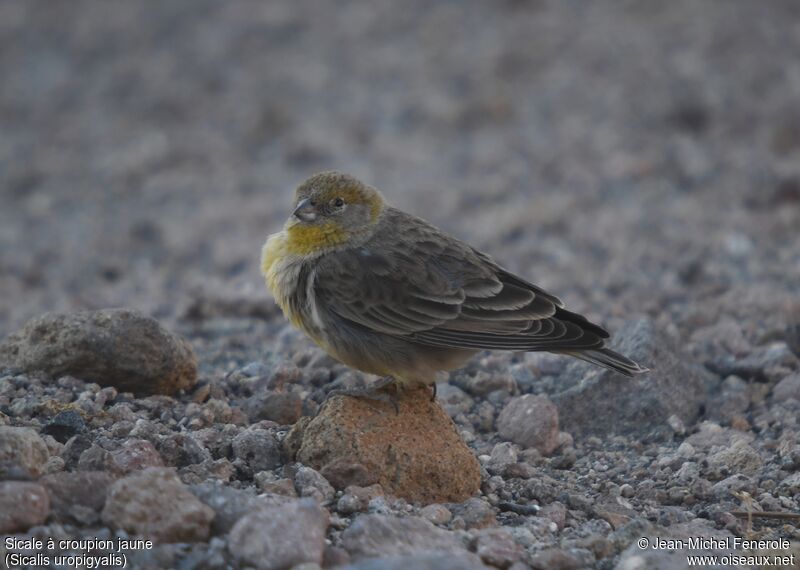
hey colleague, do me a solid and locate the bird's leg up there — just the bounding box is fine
[324,376,399,413]
[430,382,437,402]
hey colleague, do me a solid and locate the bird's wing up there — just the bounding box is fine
[314,209,607,351]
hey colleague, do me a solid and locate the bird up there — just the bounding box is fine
[262,171,648,399]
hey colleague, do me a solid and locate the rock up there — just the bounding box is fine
[191,482,288,535]
[473,527,524,569]
[101,467,214,542]
[705,440,763,480]
[294,465,335,503]
[40,470,113,524]
[109,438,164,473]
[529,548,585,570]
[292,387,480,503]
[341,514,466,559]
[42,409,87,443]
[337,484,385,515]
[245,391,303,425]
[0,309,197,396]
[0,480,50,532]
[0,426,49,477]
[773,373,800,402]
[711,474,756,499]
[419,503,452,525]
[228,498,329,570]
[448,497,497,529]
[496,395,559,454]
[779,472,800,494]
[550,319,715,440]
[232,428,282,476]
[617,520,737,570]
[340,553,488,570]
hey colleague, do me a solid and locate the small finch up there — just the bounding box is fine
[262,171,647,395]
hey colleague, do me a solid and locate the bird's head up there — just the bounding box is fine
[284,171,386,255]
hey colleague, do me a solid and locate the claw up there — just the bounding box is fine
[324,377,400,414]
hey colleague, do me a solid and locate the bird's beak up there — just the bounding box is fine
[292,198,317,222]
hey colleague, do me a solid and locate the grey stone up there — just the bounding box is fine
[0,426,49,477]
[294,465,335,503]
[551,319,715,440]
[228,498,329,570]
[232,428,281,476]
[0,481,50,533]
[40,470,113,524]
[496,394,560,454]
[342,514,465,558]
[0,309,197,396]
[773,373,800,402]
[341,553,488,570]
[102,467,214,542]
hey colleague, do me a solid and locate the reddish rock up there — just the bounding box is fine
[292,387,480,504]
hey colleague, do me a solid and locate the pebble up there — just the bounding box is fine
[40,470,113,524]
[232,428,282,476]
[496,394,560,454]
[337,484,384,515]
[228,498,329,570]
[0,426,49,477]
[341,514,465,558]
[294,465,335,503]
[419,503,452,525]
[473,527,524,569]
[0,481,50,533]
[102,467,214,542]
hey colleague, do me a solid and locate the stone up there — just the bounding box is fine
[191,482,289,536]
[496,395,559,454]
[773,373,800,402]
[340,553,488,570]
[529,548,584,570]
[705,440,763,480]
[0,309,197,396]
[0,481,50,533]
[473,527,524,569]
[448,497,497,529]
[337,484,385,515]
[40,470,114,524]
[292,387,480,503]
[232,428,282,476]
[42,409,87,443]
[109,438,164,473]
[550,319,715,440]
[228,498,329,570]
[244,391,303,425]
[341,514,466,558]
[101,467,214,542]
[419,503,452,525]
[294,465,335,503]
[0,426,49,477]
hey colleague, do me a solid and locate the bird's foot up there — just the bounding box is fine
[324,377,399,414]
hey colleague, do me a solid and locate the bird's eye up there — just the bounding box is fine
[332,197,345,208]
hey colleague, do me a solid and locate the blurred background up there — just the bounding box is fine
[1,0,798,344]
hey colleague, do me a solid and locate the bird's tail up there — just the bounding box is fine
[560,348,649,377]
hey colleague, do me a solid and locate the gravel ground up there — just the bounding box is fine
[1,1,799,569]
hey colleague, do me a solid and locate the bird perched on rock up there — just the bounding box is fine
[262,172,647,397]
